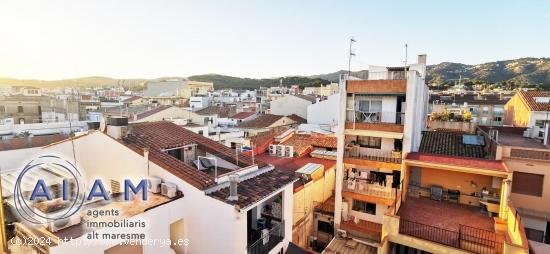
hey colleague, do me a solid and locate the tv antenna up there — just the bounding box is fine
[348,37,356,76]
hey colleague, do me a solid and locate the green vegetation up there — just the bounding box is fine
[188,74,331,90]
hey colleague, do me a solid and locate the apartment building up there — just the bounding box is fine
[477,125,550,249]
[2,120,297,254]
[379,130,528,254]
[143,79,214,105]
[332,55,429,252]
[429,92,511,126]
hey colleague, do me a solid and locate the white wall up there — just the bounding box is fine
[270,95,312,119]
[307,93,339,126]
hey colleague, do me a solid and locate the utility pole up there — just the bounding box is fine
[348,37,356,76]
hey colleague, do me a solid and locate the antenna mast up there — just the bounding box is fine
[348,37,356,76]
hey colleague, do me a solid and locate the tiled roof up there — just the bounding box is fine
[238,114,286,128]
[287,114,307,124]
[122,96,142,103]
[195,106,235,118]
[406,152,506,172]
[0,135,68,151]
[517,91,550,111]
[230,111,255,120]
[293,94,317,103]
[207,168,297,209]
[419,131,486,158]
[124,121,262,189]
[134,105,171,120]
[280,133,337,156]
[249,126,289,148]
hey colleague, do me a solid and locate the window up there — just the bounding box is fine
[512,172,544,197]
[357,136,381,149]
[17,106,24,113]
[352,200,376,215]
[535,120,550,128]
[357,100,382,113]
[197,130,203,135]
[525,227,544,242]
[482,106,489,115]
[317,221,333,234]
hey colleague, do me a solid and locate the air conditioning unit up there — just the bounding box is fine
[48,214,81,232]
[336,229,347,238]
[161,182,177,198]
[148,177,162,194]
[285,146,294,158]
[269,145,276,155]
[523,128,532,138]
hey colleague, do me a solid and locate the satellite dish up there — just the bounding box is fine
[99,117,106,132]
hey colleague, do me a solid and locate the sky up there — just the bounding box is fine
[0,0,549,80]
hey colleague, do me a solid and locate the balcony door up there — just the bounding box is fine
[357,100,382,123]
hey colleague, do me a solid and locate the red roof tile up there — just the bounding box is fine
[238,114,287,128]
[230,111,256,120]
[406,152,507,172]
[124,121,263,189]
[134,105,171,120]
[0,135,68,151]
[287,114,307,124]
[517,90,550,112]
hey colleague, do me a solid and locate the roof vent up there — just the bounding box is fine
[227,174,239,201]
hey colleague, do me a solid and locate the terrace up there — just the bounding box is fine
[397,197,504,254]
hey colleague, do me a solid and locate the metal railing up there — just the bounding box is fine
[399,219,503,254]
[342,178,395,199]
[347,110,405,125]
[345,146,402,163]
[247,222,284,254]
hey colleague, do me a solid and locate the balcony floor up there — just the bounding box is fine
[398,197,494,232]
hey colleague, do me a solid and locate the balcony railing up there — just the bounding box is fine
[345,146,402,164]
[342,178,395,199]
[399,219,503,254]
[247,222,284,254]
[346,110,405,125]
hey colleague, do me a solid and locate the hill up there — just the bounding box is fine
[187,74,331,90]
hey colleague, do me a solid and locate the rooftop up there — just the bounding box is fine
[230,111,256,120]
[195,105,236,118]
[406,152,507,172]
[133,105,171,120]
[430,93,510,105]
[286,114,307,124]
[124,121,261,189]
[207,168,297,209]
[0,134,68,151]
[517,90,550,112]
[238,114,287,128]
[279,133,337,156]
[419,130,486,158]
[477,126,550,150]
[292,94,318,103]
[322,237,376,254]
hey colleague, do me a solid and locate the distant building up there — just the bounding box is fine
[143,79,214,105]
[430,92,511,126]
[270,94,317,119]
[504,91,550,128]
[307,93,340,127]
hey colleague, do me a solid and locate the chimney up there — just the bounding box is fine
[227,174,239,201]
[417,54,427,65]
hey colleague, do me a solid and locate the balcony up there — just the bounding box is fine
[345,111,405,134]
[345,146,402,164]
[247,222,284,254]
[341,219,382,243]
[342,178,395,201]
[395,197,505,254]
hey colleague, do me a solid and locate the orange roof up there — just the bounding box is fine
[406,152,507,172]
[517,90,550,112]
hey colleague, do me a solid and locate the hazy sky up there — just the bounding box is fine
[1,0,549,80]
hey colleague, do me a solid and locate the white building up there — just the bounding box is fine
[270,94,317,119]
[2,121,297,254]
[307,93,340,127]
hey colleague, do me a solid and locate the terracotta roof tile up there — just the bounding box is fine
[0,134,68,151]
[135,105,171,120]
[293,94,317,103]
[517,91,550,112]
[230,111,256,120]
[419,131,486,158]
[238,114,286,128]
[123,121,262,189]
[287,114,307,124]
